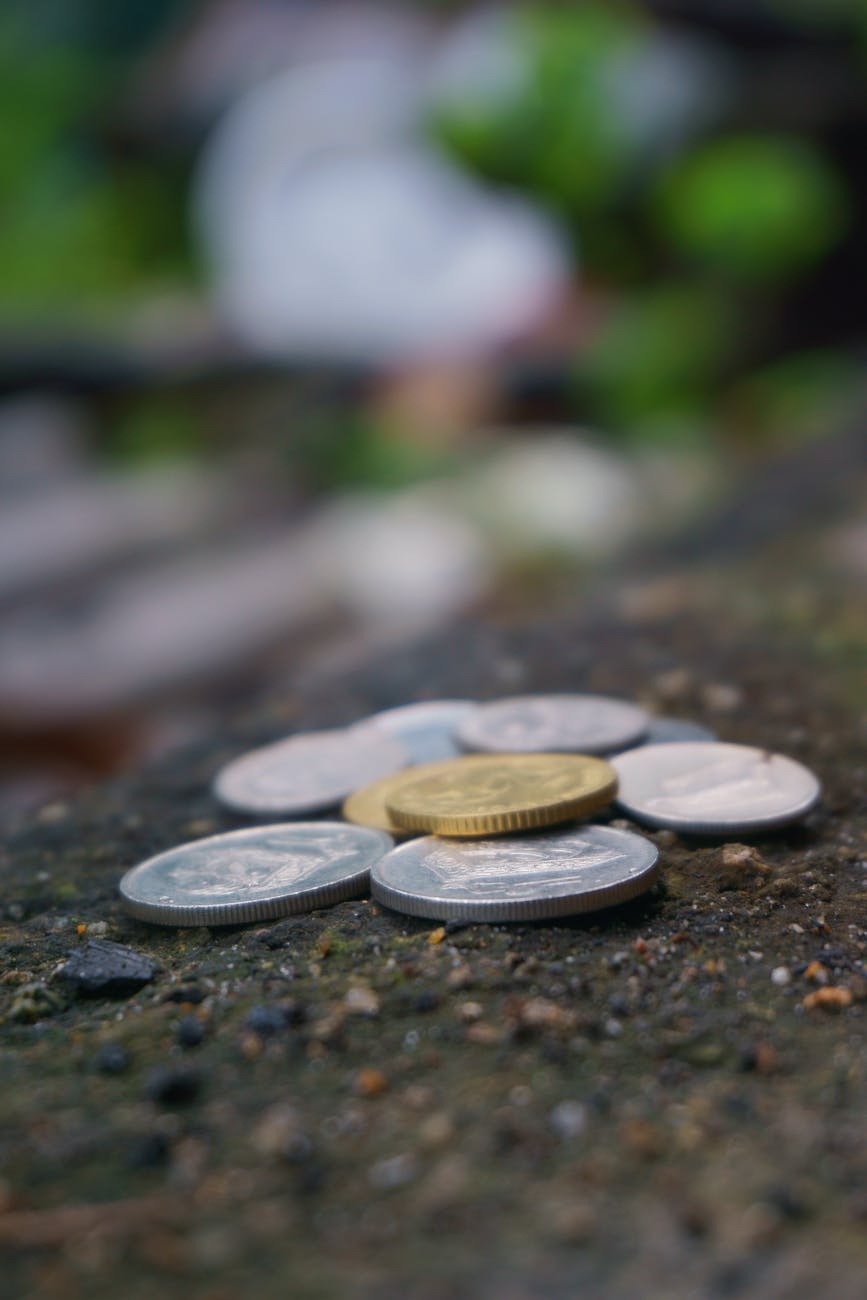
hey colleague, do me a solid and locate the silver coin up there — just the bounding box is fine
[119,822,394,926]
[213,727,408,816]
[612,741,821,834]
[616,717,717,753]
[456,694,648,756]
[371,823,659,922]
[354,699,476,764]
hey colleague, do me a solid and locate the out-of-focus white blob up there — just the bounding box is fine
[150,0,433,128]
[194,59,570,364]
[424,4,527,115]
[602,31,733,165]
[312,492,492,629]
[465,433,643,558]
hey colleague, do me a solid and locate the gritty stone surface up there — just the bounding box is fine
[1,521,865,1299]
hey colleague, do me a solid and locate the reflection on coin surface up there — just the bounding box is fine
[354,699,476,764]
[213,728,408,816]
[385,753,617,836]
[612,742,821,833]
[456,694,648,755]
[371,824,659,921]
[119,823,393,925]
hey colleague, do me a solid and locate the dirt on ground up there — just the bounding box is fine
[1,494,865,1299]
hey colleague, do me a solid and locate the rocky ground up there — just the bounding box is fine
[1,459,865,1299]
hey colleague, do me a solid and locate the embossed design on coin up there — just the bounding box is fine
[385,753,617,836]
[119,823,394,926]
[456,694,648,755]
[612,742,821,833]
[354,699,476,764]
[371,824,659,921]
[213,728,408,816]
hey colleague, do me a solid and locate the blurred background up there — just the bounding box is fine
[1,0,864,822]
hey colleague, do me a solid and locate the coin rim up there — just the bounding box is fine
[370,826,660,922]
[612,742,821,833]
[118,822,394,927]
[384,753,617,837]
[455,693,649,756]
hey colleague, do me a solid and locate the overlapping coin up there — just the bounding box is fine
[371,823,659,922]
[384,752,617,837]
[119,823,394,926]
[456,693,648,755]
[354,699,476,764]
[213,727,408,817]
[612,741,821,834]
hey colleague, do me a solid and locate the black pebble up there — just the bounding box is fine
[244,1004,288,1037]
[164,985,205,1005]
[176,1015,205,1048]
[413,991,439,1013]
[95,1042,130,1074]
[60,940,156,997]
[146,1065,202,1106]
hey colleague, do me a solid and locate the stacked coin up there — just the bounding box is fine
[119,692,821,927]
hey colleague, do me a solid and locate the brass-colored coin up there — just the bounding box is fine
[384,753,617,837]
[342,772,418,839]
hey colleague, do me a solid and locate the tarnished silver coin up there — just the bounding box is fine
[456,694,648,756]
[119,822,393,926]
[355,699,476,764]
[371,823,659,922]
[612,742,821,834]
[616,717,717,752]
[213,727,408,816]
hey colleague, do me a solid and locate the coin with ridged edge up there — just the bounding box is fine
[612,741,821,833]
[456,694,648,755]
[384,753,617,837]
[119,823,394,926]
[342,772,418,839]
[213,727,408,817]
[371,824,660,922]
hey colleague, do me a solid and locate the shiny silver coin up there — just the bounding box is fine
[355,699,476,764]
[371,823,659,922]
[213,727,408,816]
[616,717,717,753]
[612,741,820,834]
[456,694,648,756]
[120,822,393,926]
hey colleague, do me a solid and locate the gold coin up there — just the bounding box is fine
[384,753,617,837]
[342,772,418,839]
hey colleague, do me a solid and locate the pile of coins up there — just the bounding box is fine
[119,694,821,927]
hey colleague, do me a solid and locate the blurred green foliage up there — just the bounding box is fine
[579,284,736,434]
[0,17,191,316]
[430,2,856,443]
[654,136,848,281]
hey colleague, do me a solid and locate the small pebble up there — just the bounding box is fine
[354,1068,389,1098]
[95,1042,130,1074]
[146,1065,202,1106]
[176,1015,206,1048]
[244,1005,288,1037]
[60,940,156,998]
[771,967,791,987]
[549,1101,588,1140]
[368,1153,418,1191]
